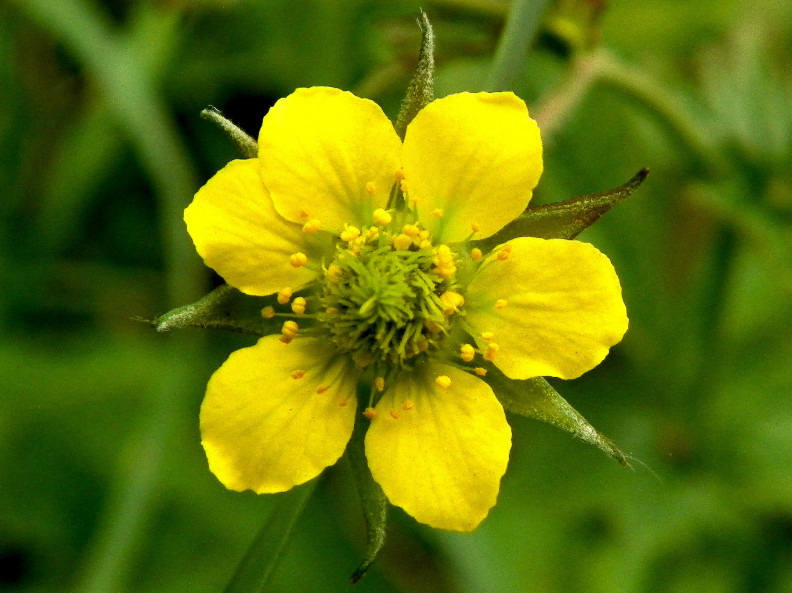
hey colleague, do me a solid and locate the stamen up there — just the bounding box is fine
[338,397,349,407]
[389,409,400,420]
[340,225,361,242]
[439,291,465,315]
[471,222,481,233]
[399,179,409,194]
[316,384,329,394]
[325,264,342,283]
[484,342,499,361]
[402,399,414,411]
[392,233,413,250]
[497,245,512,261]
[481,331,495,342]
[291,297,307,315]
[289,252,308,268]
[281,320,299,339]
[298,209,310,219]
[366,181,377,195]
[374,376,386,392]
[373,208,392,226]
[474,367,487,376]
[363,407,377,419]
[435,375,452,389]
[494,299,509,310]
[277,287,293,304]
[290,370,306,379]
[261,306,275,319]
[460,343,475,362]
[394,169,405,181]
[431,208,444,218]
[301,218,322,234]
[402,224,420,237]
[470,247,483,261]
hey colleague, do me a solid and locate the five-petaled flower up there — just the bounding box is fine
[184,87,628,532]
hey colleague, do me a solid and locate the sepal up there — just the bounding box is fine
[150,284,279,336]
[348,386,389,583]
[394,12,435,140]
[486,366,629,466]
[481,168,648,248]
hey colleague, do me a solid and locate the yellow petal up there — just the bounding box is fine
[365,363,511,532]
[258,87,402,231]
[200,336,358,494]
[466,237,628,380]
[402,92,542,242]
[184,159,320,296]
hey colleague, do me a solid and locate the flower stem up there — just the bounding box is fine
[487,0,550,91]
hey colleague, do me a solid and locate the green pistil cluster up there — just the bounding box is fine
[318,229,454,367]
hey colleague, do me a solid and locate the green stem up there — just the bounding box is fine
[487,0,550,91]
[223,481,318,593]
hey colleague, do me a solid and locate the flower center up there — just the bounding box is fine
[317,222,459,367]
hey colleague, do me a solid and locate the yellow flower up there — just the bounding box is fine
[184,87,628,532]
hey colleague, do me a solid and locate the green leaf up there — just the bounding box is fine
[347,387,389,583]
[393,12,435,140]
[481,168,648,248]
[487,368,629,466]
[222,481,317,593]
[149,284,279,336]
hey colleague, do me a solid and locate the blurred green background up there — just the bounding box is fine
[2,0,792,591]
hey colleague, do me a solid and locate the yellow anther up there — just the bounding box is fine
[338,397,349,407]
[418,239,433,250]
[281,320,299,337]
[434,244,452,262]
[374,376,386,392]
[497,245,512,261]
[480,331,495,342]
[279,334,294,344]
[402,224,420,237]
[393,233,413,250]
[389,409,401,420]
[290,370,306,379]
[363,407,377,419]
[366,181,377,195]
[474,367,488,376]
[325,306,339,315]
[301,218,322,234]
[460,343,476,362]
[289,252,308,268]
[440,291,465,314]
[316,384,329,394]
[366,226,380,241]
[431,208,444,218]
[435,375,452,389]
[394,169,405,181]
[402,399,414,411]
[424,320,442,334]
[434,263,457,279]
[261,306,275,319]
[326,263,342,283]
[494,299,509,310]
[277,287,293,304]
[484,342,500,361]
[470,247,483,260]
[471,222,481,233]
[340,225,361,242]
[298,209,310,219]
[291,296,307,315]
[373,208,392,226]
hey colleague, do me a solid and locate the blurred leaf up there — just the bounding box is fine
[488,368,629,465]
[222,481,317,593]
[480,168,648,249]
[151,284,279,336]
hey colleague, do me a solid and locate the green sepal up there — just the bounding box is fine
[201,106,259,158]
[480,168,649,248]
[149,284,279,336]
[347,384,389,583]
[393,12,435,140]
[487,367,629,466]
